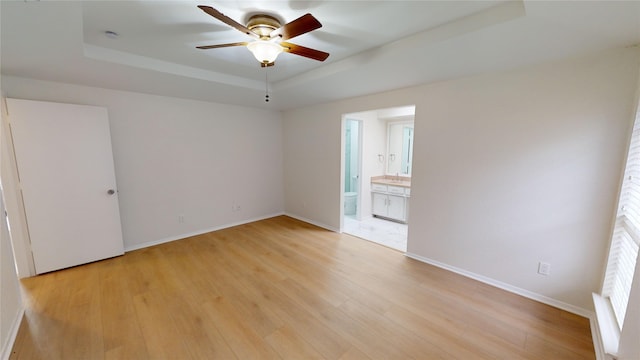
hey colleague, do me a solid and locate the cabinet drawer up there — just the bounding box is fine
[387,186,405,195]
[371,184,387,192]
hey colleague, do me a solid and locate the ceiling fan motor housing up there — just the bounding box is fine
[247,14,281,37]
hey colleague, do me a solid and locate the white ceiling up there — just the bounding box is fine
[1,1,639,110]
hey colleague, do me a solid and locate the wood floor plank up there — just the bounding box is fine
[316,301,419,359]
[524,333,590,359]
[200,296,281,359]
[338,346,372,360]
[265,325,325,359]
[98,257,149,359]
[383,304,496,360]
[165,289,238,360]
[10,216,595,360]
[197,251,285,338]
[244,276,353,359]
[62,283,104,360]
[132,290,193,359]
[338,299,449,359]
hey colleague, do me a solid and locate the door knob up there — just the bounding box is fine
[107,189,116,195]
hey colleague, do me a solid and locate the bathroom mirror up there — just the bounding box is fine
[386,121,414,176]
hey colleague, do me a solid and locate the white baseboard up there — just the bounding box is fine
[124,212,286,252]
[283,212,340,233]
[1,305,24,360]
[405,252,594,318]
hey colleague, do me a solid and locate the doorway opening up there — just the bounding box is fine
[344,119,361,220]
[340,105,416,252]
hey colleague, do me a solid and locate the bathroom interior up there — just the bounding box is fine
[342,105,415,252]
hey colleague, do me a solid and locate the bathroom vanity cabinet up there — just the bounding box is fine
[371,183,410,223]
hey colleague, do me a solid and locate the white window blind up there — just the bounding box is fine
[602,119,640,329]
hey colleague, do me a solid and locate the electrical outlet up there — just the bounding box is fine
[538,262,551,276]
[178,215,185,223]
[232,203,241,212]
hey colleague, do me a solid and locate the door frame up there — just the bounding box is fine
[1,95,36,277]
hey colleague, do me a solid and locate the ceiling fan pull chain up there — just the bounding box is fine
[265,66,270,103]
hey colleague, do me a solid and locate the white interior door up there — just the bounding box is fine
[7,98,124,274]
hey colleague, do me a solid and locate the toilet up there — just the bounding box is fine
[344,192,357,215]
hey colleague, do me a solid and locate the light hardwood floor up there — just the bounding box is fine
[10,216,595,359]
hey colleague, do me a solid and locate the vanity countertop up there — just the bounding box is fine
[371,176,411,188]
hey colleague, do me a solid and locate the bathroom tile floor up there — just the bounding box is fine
[343,215,408,252]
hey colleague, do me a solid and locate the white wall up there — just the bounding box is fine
[2,76,284,253]
[283,47,640,312]
[283,104,342,230]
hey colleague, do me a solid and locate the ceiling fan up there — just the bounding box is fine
[196,5,329,67]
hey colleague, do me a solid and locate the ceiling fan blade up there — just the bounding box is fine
[270,13,322,41]
[197,5,259,40]
[196,42,248,50]
[280,42,329,62]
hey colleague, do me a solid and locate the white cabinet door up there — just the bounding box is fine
[372,192,387,217]
[8,98,124,274]
[387,194,406,222]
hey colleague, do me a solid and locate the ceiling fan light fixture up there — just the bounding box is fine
[247,40,282,64]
